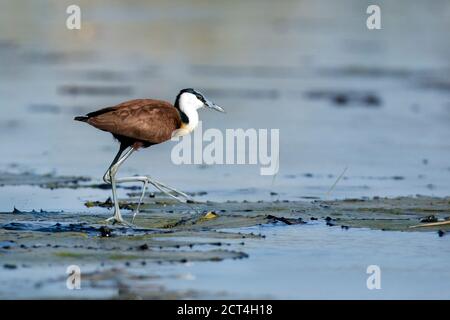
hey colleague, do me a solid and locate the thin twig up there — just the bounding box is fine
[326,166,348,198]
[409,220,450,228]
[270,152,280,189]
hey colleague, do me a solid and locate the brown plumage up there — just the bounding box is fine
[73,88,224,225]
[75,99,182,149]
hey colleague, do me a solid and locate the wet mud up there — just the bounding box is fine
[1,190,449,298]
[0,172,91,189]
[1,0,450,299]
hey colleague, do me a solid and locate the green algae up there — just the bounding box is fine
[1,195,449,299]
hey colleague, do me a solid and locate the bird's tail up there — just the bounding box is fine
[74,116,89,122]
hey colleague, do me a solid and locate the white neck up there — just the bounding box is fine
[180,104,199,132]
[171,108,199,138]
[173,92,203,137]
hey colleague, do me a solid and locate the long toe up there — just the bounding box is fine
[119,219,135,228]
[105,215,124,224]
[131,211,139,224]
[105,217,134,227]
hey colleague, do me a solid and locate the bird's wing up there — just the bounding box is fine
[85,99,157,118]
[86,99,182,144]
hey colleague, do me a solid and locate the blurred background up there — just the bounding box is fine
[1,0,450,210]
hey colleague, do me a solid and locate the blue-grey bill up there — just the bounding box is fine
[206,100,225,113]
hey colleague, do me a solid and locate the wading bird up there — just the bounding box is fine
[74,88,224,225]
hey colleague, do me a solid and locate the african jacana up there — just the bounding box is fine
[74,88,224,225]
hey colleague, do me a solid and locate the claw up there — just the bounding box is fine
[105,211,135,227]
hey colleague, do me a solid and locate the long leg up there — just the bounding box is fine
[108,149,193,207]
[149,178,191,199]
[103,146,134,184]
[113,175,193,224]
[103,146,135,224]
[103,144,128,182]
[102,145,194,225]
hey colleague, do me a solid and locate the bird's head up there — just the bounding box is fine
[175,88,225,113]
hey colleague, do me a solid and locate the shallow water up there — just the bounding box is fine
[1,0,450,203]
[0,0,450,299]
[4,222,447,299]
[157,223,450,299]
